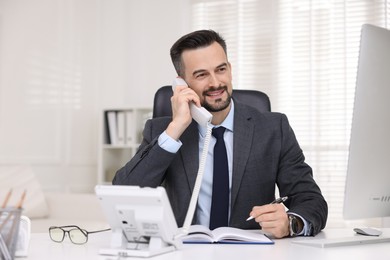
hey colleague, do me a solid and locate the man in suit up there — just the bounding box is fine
[113,30,327,238]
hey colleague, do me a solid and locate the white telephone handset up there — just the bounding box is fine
[172,77,212,126]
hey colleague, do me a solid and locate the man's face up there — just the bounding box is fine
[181,42,233,112]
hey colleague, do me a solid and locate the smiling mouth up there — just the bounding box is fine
[204,87,226,98]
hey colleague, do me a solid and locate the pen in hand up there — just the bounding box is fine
[246,196,289,221]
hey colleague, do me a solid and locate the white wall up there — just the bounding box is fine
[0,0,190,192]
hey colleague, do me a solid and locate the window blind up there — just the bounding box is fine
[190,0,390,227]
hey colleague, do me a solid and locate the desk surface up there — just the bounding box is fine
[25,228,390,260]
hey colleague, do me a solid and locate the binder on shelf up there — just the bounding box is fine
[106,111,118,145]
[125,111,134,145]
[116,111,125,145]
[99,107,153,184]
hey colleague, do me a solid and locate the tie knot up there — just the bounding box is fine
[212,127,226,139]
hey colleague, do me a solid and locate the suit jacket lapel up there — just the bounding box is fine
[180,121,199,192]
[231,103,255,209]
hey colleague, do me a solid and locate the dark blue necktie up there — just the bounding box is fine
[209,126,229,230]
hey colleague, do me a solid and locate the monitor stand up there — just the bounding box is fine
[291,235,390,248]
[292,219,390,248]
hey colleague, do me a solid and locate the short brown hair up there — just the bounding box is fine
[170,30,227,77]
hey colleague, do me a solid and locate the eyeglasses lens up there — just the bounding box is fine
[49,227,65,242]
[69,228,88,244]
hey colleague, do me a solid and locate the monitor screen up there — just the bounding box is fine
[343,24,390,223]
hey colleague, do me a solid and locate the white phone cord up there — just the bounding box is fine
[175,123,213,238]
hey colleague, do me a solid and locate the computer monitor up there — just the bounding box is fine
[343,24,390,226]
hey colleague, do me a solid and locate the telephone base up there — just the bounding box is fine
[99,233,180,258]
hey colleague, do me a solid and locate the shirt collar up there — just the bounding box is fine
[198,100,235,137]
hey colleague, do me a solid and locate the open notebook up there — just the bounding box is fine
[181,225,274,244]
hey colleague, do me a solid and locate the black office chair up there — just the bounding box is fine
[152,86,271,118]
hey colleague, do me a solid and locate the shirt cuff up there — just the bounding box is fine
[158,131,182,153]
[288,212,312,236]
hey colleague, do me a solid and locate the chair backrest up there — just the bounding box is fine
[153,86,271,118]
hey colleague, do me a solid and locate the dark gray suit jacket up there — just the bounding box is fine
[113,101,328,235]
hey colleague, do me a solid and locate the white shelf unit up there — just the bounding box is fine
[98,107,152,184]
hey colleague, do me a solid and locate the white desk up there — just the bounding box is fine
[24,228,390,260]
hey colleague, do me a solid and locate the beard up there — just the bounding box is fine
[201,86,232,112]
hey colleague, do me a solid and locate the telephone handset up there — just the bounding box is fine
[172,77,213,127]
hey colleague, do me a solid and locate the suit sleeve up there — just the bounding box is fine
[276,114,328,236]
[112,118,176,187]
